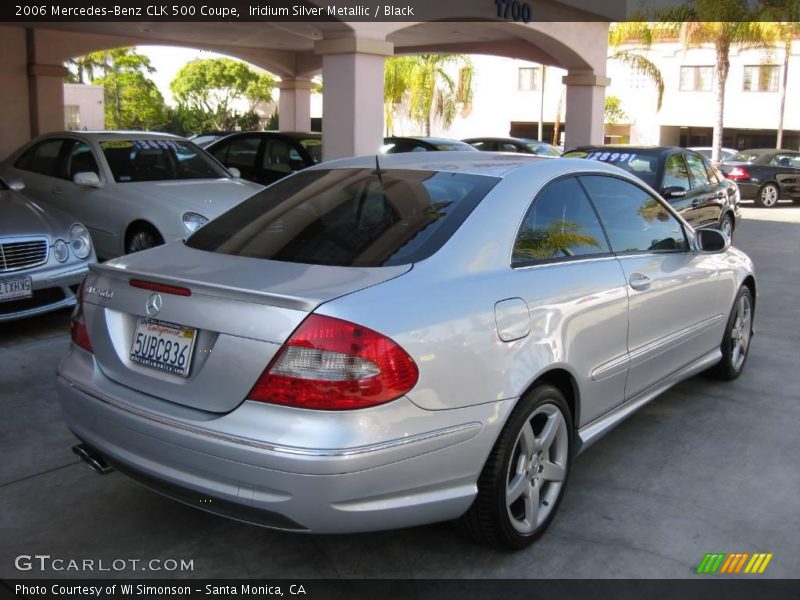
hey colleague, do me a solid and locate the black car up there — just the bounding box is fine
[719,149,800,208]
[381,136,478,154]
[189,131,233,148]
[563,146,742,238]
[463,136,561,157]
[206,131,322,186]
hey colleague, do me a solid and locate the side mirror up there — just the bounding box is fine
[227,167,241,179]
[6,178,25,191]
[661,186,687,199]
[696,228,729,253]
[73,171,101,187]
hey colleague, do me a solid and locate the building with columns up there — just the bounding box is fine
[0,3,621,160]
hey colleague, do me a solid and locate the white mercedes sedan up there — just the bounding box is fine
[0,132,263,258]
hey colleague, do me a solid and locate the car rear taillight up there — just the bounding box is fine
[726,167,750,180]
[248,314,419,410]
[70,279,93,354]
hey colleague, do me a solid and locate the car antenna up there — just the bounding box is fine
[372,154,385,185]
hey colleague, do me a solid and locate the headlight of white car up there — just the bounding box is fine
[183,212,209,233]
[69,224,92,259]
[53,239,69,262]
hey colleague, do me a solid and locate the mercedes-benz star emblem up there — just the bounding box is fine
[145,293,163,317]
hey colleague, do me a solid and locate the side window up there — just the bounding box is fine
[14,145,37,171]
[512,177,610,265]
[222,136,260,170]
[662,154,690,190]
[579,175,688,253]
[500,143,519,152]
[684,152,712,188]
[770,153,800,168]
[18,140,65,177]
[470,141,491,151]
[66,141,100,180]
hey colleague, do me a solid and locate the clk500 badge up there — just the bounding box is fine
[86,285,114,300]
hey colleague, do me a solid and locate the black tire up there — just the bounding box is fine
[719,213,734,240]
[459,384,573,550]
[709,286,754,381]
[755,183,780,208]
[125,224,163,254]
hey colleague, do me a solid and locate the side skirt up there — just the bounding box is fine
[575,349,722,454]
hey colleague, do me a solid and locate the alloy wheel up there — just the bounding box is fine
[760,185,779,208]
[730,294,752,372]
[505,403,569,534]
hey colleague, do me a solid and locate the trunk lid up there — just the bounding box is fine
[82,242,411,413]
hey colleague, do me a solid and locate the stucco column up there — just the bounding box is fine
[562,73,610,149]
[0,26,31,159]
[28,63,69,137]
[315,37,393,161]
[277,78,314,131]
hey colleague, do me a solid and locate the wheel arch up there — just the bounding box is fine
[124,220,163,248]
[513,367,581,434]
[742,274,757,312]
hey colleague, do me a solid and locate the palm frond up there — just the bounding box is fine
[609,50,665,110]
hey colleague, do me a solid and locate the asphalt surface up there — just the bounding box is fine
[1,205,799,579]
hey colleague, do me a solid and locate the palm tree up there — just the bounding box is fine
[608,22,665,110]
[384,54,475,136]
[645,1,773,162]
[760,0,800,149]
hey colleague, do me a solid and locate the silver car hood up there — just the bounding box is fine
[123,178,263,218]
[95,241,412,311]
[0,189,76,240]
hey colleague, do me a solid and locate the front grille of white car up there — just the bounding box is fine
[0,238,49,272]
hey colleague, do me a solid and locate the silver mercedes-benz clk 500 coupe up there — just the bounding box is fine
[1,176,96,322]
[56,153,755,549]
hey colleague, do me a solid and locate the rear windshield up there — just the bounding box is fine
[100,139,228,182]
[729,152,759,163]
[563,149,660,189]
[186,168,498,267]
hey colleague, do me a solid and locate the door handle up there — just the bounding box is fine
[629,273,651,291]
[690,198,700,207]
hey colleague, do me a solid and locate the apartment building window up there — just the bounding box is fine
[64,105,80,130]
[743,65,779,92]
[679,66,713,91]
[518,67,541,91]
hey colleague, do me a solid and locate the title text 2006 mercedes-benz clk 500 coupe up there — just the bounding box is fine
[56,153,755,549]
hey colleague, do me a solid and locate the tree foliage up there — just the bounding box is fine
[384,54,475,136]
[170,58,275,131]
[604,96,628,125]
[67,48,166,130]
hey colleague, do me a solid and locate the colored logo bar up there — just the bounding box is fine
[696,552,773,574]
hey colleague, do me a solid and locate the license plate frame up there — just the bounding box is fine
[130,317,197,378]
[0,276,33,303]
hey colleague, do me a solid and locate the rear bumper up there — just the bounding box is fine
[56,347,512,533]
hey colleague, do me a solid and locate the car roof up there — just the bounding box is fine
[567,145,690,156]
[464,136,550,144]
[313,151,628,179]
[385,136,467,144]
[47,131,185,141]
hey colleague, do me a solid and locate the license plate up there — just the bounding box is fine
[130,317,197,378]
[0,276,32,302]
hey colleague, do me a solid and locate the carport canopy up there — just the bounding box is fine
[0,2,619,160]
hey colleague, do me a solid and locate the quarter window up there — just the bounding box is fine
[513,177,610,265]
[213,136,260,169]
[579,176,688,254]
[66,142,100,180]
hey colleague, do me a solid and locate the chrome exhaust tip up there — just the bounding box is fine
[72,444,114,475]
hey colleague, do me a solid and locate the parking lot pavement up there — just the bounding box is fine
[1,207,799,580]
